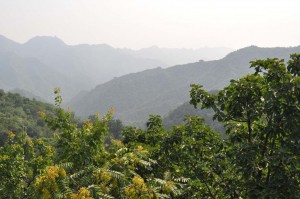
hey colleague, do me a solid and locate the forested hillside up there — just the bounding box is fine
[70,45,300,126]
[0,89,124,146]
[163,101,225,134]
[0,89,56,145]
[2,0,299,197]
[1,54,299,198]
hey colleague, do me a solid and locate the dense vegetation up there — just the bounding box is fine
[0,90,123,146]
[0,90,57,145]
[162,100,225,135]
[0,54,299,198]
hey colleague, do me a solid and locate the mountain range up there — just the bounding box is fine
[119,46,232,66]
[1,34,299,127]
[0,35,230,102]
[68,45,300,126]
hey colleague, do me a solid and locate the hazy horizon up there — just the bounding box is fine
[2,34,300,52]
[1,34,234,51]
[1,0,300,50]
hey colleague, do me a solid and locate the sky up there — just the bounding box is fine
[0,0,300,49]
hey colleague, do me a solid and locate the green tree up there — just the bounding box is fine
[0,131,54,198]
[123,115,230,198]
[159,116,228,198]
[190,54,300,198]
[34,89,184,198]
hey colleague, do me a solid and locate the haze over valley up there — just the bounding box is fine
[0,35,232,103]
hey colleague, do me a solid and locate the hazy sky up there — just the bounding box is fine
[1,0,300,49]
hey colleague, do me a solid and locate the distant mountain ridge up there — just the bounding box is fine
[0,35,168,101]
[119,46,233,66]
[0,35,232,102]
[69,45,300,126]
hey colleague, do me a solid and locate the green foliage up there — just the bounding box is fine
[1,54,299,198]
[0,90,57,145]
[0,131,54,198]
[162,100,225,135]
[107,119,124,140]
[160,116,227,198]
[123,114,232,198]
[33,90,183,198]
[190,54,300,198]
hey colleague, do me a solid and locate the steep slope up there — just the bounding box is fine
[69,46,300,125]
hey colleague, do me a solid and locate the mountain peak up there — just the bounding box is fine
[25,36,66,47]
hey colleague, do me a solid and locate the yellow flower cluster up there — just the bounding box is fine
[163,181,175,194]
[132,176,144,185]
[125,176,156,199]
[137,145,144,151]
[83,121,93,133]
[94,170,112,183]
[38,111,46,118]
[46,165,66,180]
[1,155,9,161]
[108,107,115,114]
[135,145,148,155]
[35,165,66,199]
[125,153,139,168]
[54,87,61,94]
[94,170,113,193]
[111,139,124,148]
[8,130,15,139]
[69,187,92,199]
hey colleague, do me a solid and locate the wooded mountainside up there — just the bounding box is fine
[0,54,299,198]
[1,34,299,127]
[0,90,123,146]
[0,89,56,145]
[69,45,300,126]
